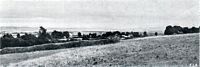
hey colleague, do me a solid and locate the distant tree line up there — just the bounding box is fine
[1,26,50,48]
[0,26,155,48]
[1,25,198,48]
[164,25,199,35]
[1,26,69,48]
[51,30,70,39]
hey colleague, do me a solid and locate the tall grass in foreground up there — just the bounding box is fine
[0,39,120,54]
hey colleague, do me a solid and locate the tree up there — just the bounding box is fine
[78,32,82,37]
[113,31,121,36]
[38,26,50,39]
[17,33,20,38]
[143,31,148,37]
[132,32,140,37]
[121,32,126,35]
[89,33,92,38]
[164,25,175,35]
[182,27,190,33]
[63,31,70,38]
[21,33,37,40]
[125,32,130,36]
[106,32,113,36]
[37,26,51,44]
[92,33,97,38]
[173,26,183,34]
[190,27,199,33]
[155,32,158,36]
[2,33,14,38]
[1,33,39,48]
[20,33,38,46]
[1,37,26,48]
[51,30,63,39]
[82,34,90,40]
[89,33,97,38]
[39,26,47,35]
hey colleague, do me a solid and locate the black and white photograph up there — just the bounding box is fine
[0,0,199,67]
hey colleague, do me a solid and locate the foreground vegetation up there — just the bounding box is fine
[0,38,119,54]
[0,33,198,67]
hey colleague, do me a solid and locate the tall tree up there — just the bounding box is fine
[78,32,82,37]
[155,32,158,36]
[143,31,148,37]
[17,33,20,38]
[63,31,70,38]
[38,26,48,39]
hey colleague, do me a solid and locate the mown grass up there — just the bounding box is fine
[0,33,199,67]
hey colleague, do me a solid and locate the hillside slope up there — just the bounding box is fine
[0,33,199,67]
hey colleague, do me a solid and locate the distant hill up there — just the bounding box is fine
[0,26,164,33]
[0,26,39,33]
[0,26,108,32]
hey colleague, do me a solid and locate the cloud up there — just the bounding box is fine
[0,0,199,29]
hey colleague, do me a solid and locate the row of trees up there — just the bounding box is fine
[1,27,51,48]
[73,31,150,40]
[1,26,69,48]
[52,31,151,40]
[1,26,155,48]
[99,31,150,39]
[51,30,70,39]
[164,25,199,35]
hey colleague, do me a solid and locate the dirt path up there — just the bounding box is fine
[0,33,199,67]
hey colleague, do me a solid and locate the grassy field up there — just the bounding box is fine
[0,33,199,67]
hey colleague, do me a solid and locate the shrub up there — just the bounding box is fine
[164,25,176,35]
[63,31,70,38]
[1,38,27,48]
[21,33,37,40]
[143,31,148,37]
[0,38,120,54]
[2,34,14,38]
[132,32,141,37]
[164,25,199,35]
[89,33,97,38]
[0,36,50,49]
[51,30,64,39]
[190,27,199,33]
[173,26,183,34]
[82,35,90,40]
[182,27,190,33]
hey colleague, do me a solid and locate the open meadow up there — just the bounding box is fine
[0,33,199,67]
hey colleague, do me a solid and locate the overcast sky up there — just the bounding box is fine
[0,0,199,30]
